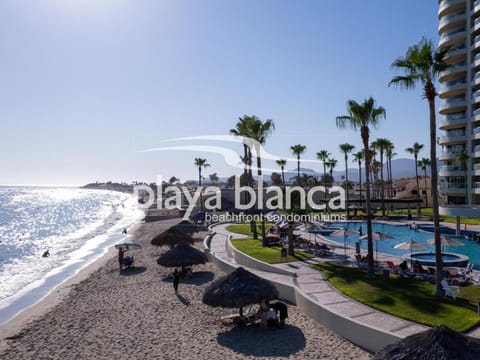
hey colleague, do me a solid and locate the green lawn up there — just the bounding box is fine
[314,262,480,332]
[230,238,314,263]
[226,223,272,236]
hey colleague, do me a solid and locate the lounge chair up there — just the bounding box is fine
[441,279,460,300]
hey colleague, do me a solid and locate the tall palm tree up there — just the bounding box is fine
[405,142,424,216]
[339,143,355,217]
[386,142,396,200]
[371,138,390,216]
[326,158,337,183]
[418,157,431,208]
[276,159,287,189]
[390,37,451,297]
[455,150,470,204]
[230,116,254,187]
[352,151,364,202]
[337,97,386,279]
[194,158,210,211]
[317,150,331,206]
[246,117,275,246]
[291,144,307,183]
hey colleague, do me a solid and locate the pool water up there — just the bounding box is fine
[324,222,480,269]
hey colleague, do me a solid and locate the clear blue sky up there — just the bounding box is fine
[0,0,440,185]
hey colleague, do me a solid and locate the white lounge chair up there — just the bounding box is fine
[441,279,460,300]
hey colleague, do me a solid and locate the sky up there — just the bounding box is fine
[0,0,440,185]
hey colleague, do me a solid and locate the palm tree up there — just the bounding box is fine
[455,150,470,204]
[418,157,431,208]
[194,158,210,211]
[339,143,355,217]
[352,151,364,202]
[246,116,275,246]
[389,37,451,297]
[337,97,386,279]
[317,150,330,206]
[326,158,337,183]
[291,144,307,183]
[386,142,396,200]
[405,142,424,216]
[230,116,254,187]
[276,159,287,189]
[371,138,390,216]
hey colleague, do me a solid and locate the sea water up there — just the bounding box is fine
[0,186,144,324]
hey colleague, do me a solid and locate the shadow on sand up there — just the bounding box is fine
[161,271,215,285]
[176,294,191,306]
[119,267,147,276]
[216,324,306,357]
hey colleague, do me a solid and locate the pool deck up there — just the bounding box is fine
[207,219,480,353]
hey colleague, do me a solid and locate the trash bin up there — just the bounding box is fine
[383,269,390,280]
[355,242,360,255]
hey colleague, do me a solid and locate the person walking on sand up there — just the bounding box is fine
[173,268,180,294]
[118,248,125,270]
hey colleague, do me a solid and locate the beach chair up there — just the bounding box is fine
[441,279,460,300]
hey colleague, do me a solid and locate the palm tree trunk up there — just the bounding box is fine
[198,166,203,211]
[345,154,350,218]
[297,156,300,180]
[465,170,468,205]
[323,164,327,206]
[358,161,362,203]
[423,170,429,208]
[415,155,421,216]
[428,96,443,297]
[380,152,385,217]
[361,127,374,279]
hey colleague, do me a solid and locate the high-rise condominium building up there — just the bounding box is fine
[438,0,480,205]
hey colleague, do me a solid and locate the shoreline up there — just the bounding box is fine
[0,215,370,359]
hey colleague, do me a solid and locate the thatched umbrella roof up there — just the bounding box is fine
[151,226,194,247]
[202,267,279,309]
[175,220,199,234]
[373,325,480,360]
[157,240,208,267]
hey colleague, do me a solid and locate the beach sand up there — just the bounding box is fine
[0,216,371,359]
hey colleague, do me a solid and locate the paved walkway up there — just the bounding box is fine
[209,221,480,343]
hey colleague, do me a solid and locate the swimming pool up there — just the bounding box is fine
[405,252,469,267]
[324,222,480,269]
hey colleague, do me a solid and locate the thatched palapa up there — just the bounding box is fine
[157,240,208,267]
[202,267,279,309]
[373,325,480,360]
[151,226,194,247]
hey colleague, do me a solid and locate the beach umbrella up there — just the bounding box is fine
[360,231,394,260]
[373,325,480,360]
[427,236,464,247]
[151,226,195,247]
[330,228,359,262]
[393,240,428,266]
[114,240,142,251]
[202,267,279,316]
[157,240,208,268]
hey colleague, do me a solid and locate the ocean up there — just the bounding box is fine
[0,186,144,324]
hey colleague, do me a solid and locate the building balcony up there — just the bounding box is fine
[438,134,467,145]
[439,64,467,82]
[440,30,466,48]
[439,151,462,160]
[439,99,467,114]
[439,12,466,34]
[439,0,466,18]
[438,82,466,98]
[439,165,464,176]
[440,184,466,194]
[439,117,467,130]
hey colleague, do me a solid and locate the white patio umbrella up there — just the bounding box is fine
[330,228,359,262]
[393,240,429,266]
[360,231,394,260]
[427,236,463,253]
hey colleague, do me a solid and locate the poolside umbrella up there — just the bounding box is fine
[202,267,279,316]
[151,226,195,247]
[373,325,480,360]
[330,229,359,262]
[114,240,142,251]
[427,236,464,254]
[393,240,428,267]
[360,231,394,260]
[157,240,208,268]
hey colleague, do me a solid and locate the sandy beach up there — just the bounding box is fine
[0,214,371,359]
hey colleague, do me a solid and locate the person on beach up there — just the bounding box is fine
[259,297,269,329]
[122,228,127,235]
[118,248,125,270]
[173,268,180,294]
[42,249,50,257]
